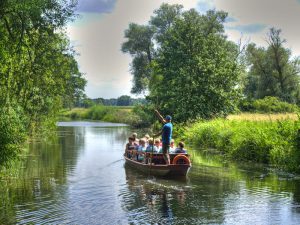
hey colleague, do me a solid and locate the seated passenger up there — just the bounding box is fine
[155,139,164,153]
[174,141,187,154]
[144,134,150,144]
[145,139,158,153]
[169,139,175,153]
[125,137,136,158]
[138,138,147,151]
[132,132,139,145]
[137,138,147,161]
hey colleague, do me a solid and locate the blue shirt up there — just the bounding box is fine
[145,145,159,153]
[175,148,187,153]
[162,122,172,144]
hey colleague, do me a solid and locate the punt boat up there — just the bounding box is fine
[124,152,191,177]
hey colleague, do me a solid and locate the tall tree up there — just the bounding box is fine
[245,28,300,103]
[122,3,182,94]
[122,5,242,122]
[149,9,241,121]
[0,0,86,128]
[0,0,87,166]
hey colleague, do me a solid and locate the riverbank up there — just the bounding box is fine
[184,113,300,173]
[59,106,143,127]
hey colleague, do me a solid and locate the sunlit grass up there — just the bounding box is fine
[227,113,299,121]
[185,116,300,173]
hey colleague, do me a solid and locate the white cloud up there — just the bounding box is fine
[68,0,300,98]
[68,0,198,98]
[213,0,300,56]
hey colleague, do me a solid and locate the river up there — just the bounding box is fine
[1,121,300,224]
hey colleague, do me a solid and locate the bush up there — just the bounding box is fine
[0,106,26,167]
[253,97,299,113]
[240,96,299,113]
[60,105,147,127]
[85,105,112,120]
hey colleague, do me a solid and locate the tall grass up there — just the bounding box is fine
[185,118,300,173]
[227,113,299,121]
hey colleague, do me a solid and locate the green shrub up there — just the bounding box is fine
[85,105,111,120]
[239,96,299,113]
[60,105,146,127]
[0,106,26,166]
[253,97,299,113]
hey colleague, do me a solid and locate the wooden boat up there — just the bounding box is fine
[124,152,191,177]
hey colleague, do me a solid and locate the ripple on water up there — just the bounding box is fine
[15,198,69,224]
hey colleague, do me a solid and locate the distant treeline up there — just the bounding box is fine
[74,95,147,108]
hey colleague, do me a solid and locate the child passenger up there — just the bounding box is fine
[138,138,147,151]
[155,139,163,153]
[145,139,158,153]
[137,138,147,161]
[169,139,175,153]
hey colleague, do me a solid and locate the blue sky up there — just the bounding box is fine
[67,0,300,98]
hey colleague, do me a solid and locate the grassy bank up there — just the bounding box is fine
[59,105,144,127]
[184,113,300,173]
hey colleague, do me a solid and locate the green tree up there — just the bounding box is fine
[245,28,300,103]
[0,0,86,165]
[122,5,242,122]
[149,9,241,121]
[117,95,131,106]
[122,3,182,94]
[0,0,86,128]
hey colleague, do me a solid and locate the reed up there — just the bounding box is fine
[185,117,300,173]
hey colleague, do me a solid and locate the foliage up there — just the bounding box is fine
[74,96,147,107]
[185,118,300,172]
[0,0,86,127]
[0,0,86,165]
[117,95,131,106]
[122,3,182,94]
[0,106,26,167]
[60,106,143,127]
[244,28,300,104]
[149,9,241,122]
[252,96,299,113]
[122,4,242,122]
[131,104,157,128]
[239,96,299,113]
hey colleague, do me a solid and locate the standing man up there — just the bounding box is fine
[154,110,173,165]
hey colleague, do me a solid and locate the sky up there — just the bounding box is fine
[67,0,300,99]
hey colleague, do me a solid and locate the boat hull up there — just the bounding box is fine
[124,155,191,177]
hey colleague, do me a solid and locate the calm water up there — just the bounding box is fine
[1,121,300,224]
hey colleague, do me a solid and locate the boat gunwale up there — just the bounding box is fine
[124,154,191,176]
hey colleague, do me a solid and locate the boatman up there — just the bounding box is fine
[154,110,173,165]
